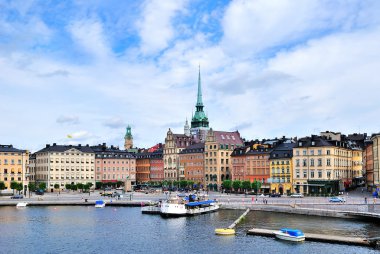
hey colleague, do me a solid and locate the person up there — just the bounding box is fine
[365,197,367,204]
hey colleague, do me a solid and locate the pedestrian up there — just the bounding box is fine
[265,199,268,204]
[255,198,258,204]
[365,197,367,204]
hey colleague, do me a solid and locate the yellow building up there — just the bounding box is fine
[204,129,244,190]
[0,145,30,193]
[292,136,355,195]
[269,142,295,195]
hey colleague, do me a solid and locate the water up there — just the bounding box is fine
[0,206,379,254]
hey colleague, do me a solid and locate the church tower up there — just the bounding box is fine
[190,66,209,141]
[184,118,190,136]
[124,125,133,150]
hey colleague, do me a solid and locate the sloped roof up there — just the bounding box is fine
[36,144,93,153]
[213,131,244,145]
[0,145,26,153]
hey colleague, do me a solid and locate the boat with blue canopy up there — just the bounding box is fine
[273,228,305,242]
[95,200,106,208]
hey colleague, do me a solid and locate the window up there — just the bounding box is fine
[327,159,331,166]
[296,159,300,167]
[296,170,300,178]
[318,150,322,155]
[303,159,307,167]
[327,171,331,178]
[318,171,322,178]
[296,151,299,156]
[310,150,314,155]
[327,150,331,155]
[310,159,314,167]
[303,150,307,155]
[311,171,315,178]
[303,170,307,178]
[318,159,322,166]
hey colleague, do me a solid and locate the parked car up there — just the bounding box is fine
[11,194,23,199]
[290,193,304,198]
[35,189,44,195]
[329,197,346,203]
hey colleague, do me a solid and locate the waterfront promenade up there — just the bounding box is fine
[1,190,379,219]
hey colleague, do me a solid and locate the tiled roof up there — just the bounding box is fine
[180,143,205,154]
[213,131,244,145]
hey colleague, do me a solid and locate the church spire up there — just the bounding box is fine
[196,65,203,107]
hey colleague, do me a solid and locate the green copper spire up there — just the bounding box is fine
[125,125,132,139]
[191,66,209,129]
[196,65,203,107]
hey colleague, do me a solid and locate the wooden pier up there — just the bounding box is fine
[247,228,370,246]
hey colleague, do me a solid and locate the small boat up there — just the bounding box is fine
[273,228,305,242]
[95,200,106,208]
[16,202,28,208]
[215,228,235,235]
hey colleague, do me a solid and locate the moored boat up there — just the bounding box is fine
[160,194,219,217]
[16,202,28,208]
[95,200,106,208]
[273,228,305,242]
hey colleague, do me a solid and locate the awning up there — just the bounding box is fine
[185,200,215,206]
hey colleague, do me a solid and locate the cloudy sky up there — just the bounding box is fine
[1,0,380,152]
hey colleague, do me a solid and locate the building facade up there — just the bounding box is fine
[372,134,380,189]
[0,145,29,193]
[179,143,205,188]
[364,141,374,191]
[150,148,164,182]
[93,144,136,185]
[163,128,192,181]
[205,129,243,190]
[35,144,95,192]
[136,152,151,183]
[269,142,295,195]
[292,136,355,195]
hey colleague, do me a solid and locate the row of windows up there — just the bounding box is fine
[0,159,22,165]
[96,167,134,171]
[97,160,135,164]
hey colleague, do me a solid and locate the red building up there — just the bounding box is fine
[150,148,164,182]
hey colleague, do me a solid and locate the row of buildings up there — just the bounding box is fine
[1,69,380,194]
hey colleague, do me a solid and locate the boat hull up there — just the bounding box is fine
[16,202,28,208]
[160,203,219,217]
[274,231,305,242]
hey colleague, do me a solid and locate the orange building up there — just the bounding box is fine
[179,143,205,188]
[136,152,151,183]
[365,141,374,191]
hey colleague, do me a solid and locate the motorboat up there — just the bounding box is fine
[95,200,106,208]
[16,202,28,208]
[273,228,305,242]
[160,194,219,217]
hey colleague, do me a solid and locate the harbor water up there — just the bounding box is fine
[0,206,379,254]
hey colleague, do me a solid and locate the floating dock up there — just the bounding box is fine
[141,205,161,214]
[247,228,370,246]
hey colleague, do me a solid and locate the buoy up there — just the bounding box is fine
[215,228,235,235]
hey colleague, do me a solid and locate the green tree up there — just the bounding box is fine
[54,184,60,194]
[65,183,72,190]
[187,180,194,189]
[16,183,23,194]
[116,181,124,188]
[242,181,251,192]
[251,180,262,195]
[173,180,179,188]
[28,182,36,198]
[10,181,18,194]
[232,180,242,192]
[38,182,46,191]
[87,182,93,189]
[179,180,188,188]
[95,182,103,189]
[77,183,84,192]
[83,184,90,195]
[0,181,6,191]
[71,184,78,191]
[208,183,213,190]
[222,180,232,191]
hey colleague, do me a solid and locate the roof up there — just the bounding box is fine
[270,143,296,159]
[213,131,244,145]
[180,143,205,154]
[295,136,351,149]
[0,145,26,153]
[36,144,93,153]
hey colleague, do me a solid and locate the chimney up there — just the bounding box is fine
[53,143,56,146]
[78,144,81,147]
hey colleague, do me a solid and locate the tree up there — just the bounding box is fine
[87,182,93,189]
[208,183,213,190]
[162,180,169,187]
[222,180,232,192]
[83,184,90,195]
[54,184,60,194]
[187,180,194,189]
[179,180,188,188]
[232,180,242,192]
[77,183,84,192]
[28,182,36,198]
[38,182,46,191]
[71,184,78,191]
[15,183,23,194]
[95,182,103,190]
[251,180,262,195]
[173,180,179,188]
[10,181,18,194]
[65,183,72,191]
[242,181,251,192]
[116,181,124,188]
[0,181,6,191]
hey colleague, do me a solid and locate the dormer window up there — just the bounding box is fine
[299,142,302,147]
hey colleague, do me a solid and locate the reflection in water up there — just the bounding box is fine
[0,207,378,254]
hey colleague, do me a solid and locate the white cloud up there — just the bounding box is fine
[137,0,187,55]
[103,117,126,129]
[57,115,79,125]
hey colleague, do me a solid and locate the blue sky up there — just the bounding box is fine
[1,0,380,152]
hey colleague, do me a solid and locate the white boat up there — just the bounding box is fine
[160,194,219,217]
[95,200,106,208]
[16,202,28,208]
[273,228,305,242]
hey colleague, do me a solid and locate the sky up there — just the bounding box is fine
[1,0,380,152]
